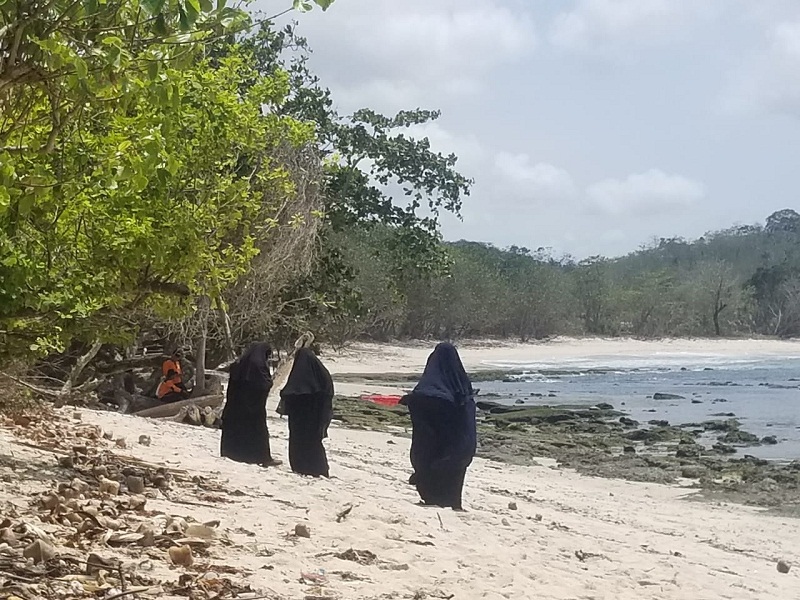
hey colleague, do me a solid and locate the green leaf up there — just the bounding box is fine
[75,57,88,79]
[83,0,98,13]
[17,194,34,217]
[199,0,213,11]
[147,61,159,80]
[178,6,190,31]
[314,0,334,9]
[185,0,201,13]
[142,0,165,14]
[154,13,168,35]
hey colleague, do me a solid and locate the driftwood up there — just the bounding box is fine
[267,331,315,413]
[133,394,223,418]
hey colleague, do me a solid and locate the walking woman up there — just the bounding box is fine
[221,342,282,467]
[280,347,334,477]
[402,342,476,510]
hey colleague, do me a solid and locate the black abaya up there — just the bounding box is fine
[220,342,275,465]
[403,342,477,510]
[280,348,334,477]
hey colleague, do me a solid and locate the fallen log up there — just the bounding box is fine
[133,394,223,418]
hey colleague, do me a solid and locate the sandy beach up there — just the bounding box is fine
[2,338,800,599]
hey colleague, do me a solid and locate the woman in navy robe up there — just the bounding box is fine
[401,342,477,510]
[280,348,334,477]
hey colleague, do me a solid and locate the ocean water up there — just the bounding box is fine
[476,353,800,461]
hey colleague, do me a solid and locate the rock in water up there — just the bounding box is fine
[653,393,686,400]
[777,560,791,574]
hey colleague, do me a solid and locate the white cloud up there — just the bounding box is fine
[587,169,705,216]
[493,153,576,202]
[286,0,536,112]
[549,0,719,54]
[725,19,800,116]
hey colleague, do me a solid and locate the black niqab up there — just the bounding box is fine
[233,342,273,391]
[280,348,333,398]
[411,342,473,406]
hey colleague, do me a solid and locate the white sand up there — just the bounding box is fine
[4,338,800,599]
[25,408,794,600]
[326,337,800,375]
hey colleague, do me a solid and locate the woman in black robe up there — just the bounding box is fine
[280,348,334,477]
[220,342,281,467]
[402,342,477,510]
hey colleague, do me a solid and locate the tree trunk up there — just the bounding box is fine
[61,340,103,394]
[218,306,235,363]
[195,295,211,395]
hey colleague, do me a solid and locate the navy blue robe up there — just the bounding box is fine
[403,343,477,509]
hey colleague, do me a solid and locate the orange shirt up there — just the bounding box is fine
[162,358,182,378]
[157,379,183,399]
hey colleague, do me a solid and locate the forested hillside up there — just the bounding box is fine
[327,209,800,342]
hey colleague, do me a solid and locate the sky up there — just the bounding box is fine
[263,0,800,259]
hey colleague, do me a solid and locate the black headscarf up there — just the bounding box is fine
[233,342,273,390]
[409,342,473,406]
[280,348,333,398]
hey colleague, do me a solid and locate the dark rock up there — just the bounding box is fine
[476,401,503,412]
[691,400,703,404]
[623,446,636,455]
[653,393,686,400]
[761,436,779,445]
[515,399,525,405]
[777,560,791,574]
[718,430,760,446]
[681,466,706,479]
[712,443,736,455]
[702,419,740,433]
[595,403,614,410]
[619,417,639,428]
[712,398,728,403]
[648,420,670,427]
[676,443,701,459]
[710,412,735,417]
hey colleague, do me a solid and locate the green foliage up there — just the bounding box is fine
[1,40,314,356]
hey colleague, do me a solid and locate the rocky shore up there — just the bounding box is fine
[332,395,800,516]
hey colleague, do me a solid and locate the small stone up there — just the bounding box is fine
[58,455,74,469]
[102,431,113,440]
[0,528,17,545]
[98,478,120,495]
[777,560,791,574]
[41,494,60,511]
[168,545,193,566]
[623,446,636,455]
[72,412,82,421]
[501,518,510,526]
[138,435,151,447]
[294,524,311,538]
[23,539,56,564]
[534,514,543,522]
[115,438,127,449]
[71,478,90,495]
[126,476,145,495]
[86,553,118,576]
[508,501,518,510]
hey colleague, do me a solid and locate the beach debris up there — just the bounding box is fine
[114,437,127,448]
[126,475,145,494]
[168,544,194,566]
[534,514,543,522]
[23,539,56,563]
[295,523,312,538]
[575,550,607,562]
[336,504,354,523]
[508,501,518,510]
[777,560,791,574]
[301,570,329,584]
[138,434,151,446]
